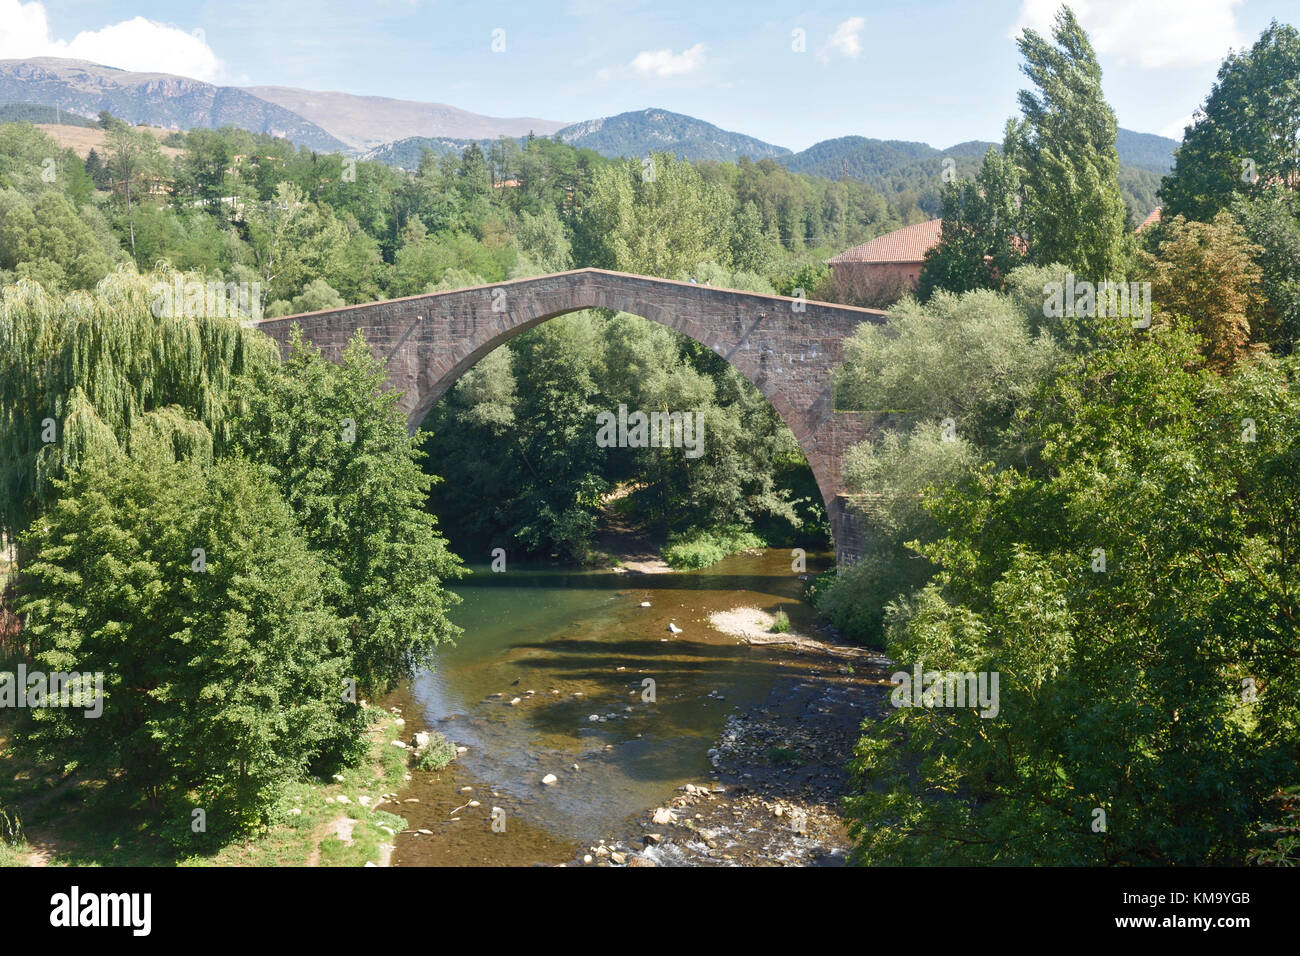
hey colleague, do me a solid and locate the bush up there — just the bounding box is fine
[413,732,458,772]
[770,610,791,633]
[663,527,764,570]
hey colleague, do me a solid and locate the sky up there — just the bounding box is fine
[0,0,1294,150]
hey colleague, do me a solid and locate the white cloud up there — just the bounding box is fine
[0,1,223,81]
[630,42,707,78]
[1012,0,1244,70]
[819,16,866,62]
[1159,111,1199,140]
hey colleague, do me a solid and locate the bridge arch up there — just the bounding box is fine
[253,268,883,563]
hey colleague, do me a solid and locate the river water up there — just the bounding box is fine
[387,548,834,866]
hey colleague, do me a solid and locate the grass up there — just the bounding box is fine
[770,610,791,633]
[0,704,412,867]
[663,527,765,570]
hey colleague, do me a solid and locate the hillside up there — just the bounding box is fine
[32,122,183,160]
[555,109,790,162]
[0,57,348,153]
[0,102,96,127]
[780,130,1175,219]
[245,85,566,150]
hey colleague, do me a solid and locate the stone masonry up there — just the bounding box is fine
[253,268,885,564]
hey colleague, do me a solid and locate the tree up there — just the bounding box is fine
[1160,22,1300,222]
[1006,5,1127,278]
[16,449,347,836]
[104,123,165,262]
[577,152,733,277]
[230,330,464,695]
[918,146,1026,299]
[1141,211,1264,370]
[0,268,277,545]
[243,182,348,309]
[1231,185,1300,353]
[847,331,1300,865]
[0,189,113,291]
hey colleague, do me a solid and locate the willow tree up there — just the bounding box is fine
[0,267,278,545]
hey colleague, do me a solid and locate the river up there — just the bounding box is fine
[382,547,883,866]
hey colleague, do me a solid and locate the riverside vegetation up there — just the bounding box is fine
[0,5,1297,865]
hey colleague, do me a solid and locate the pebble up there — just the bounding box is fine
[541,773,558,785]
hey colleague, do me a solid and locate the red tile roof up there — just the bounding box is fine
[1137,206,1161,232]
[828,218,942,265]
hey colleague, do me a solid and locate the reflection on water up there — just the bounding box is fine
[391,548,829,866]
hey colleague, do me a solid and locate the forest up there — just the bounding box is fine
[0,6,1298,865]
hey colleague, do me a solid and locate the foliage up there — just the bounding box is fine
[918,146,1026,299]
[230,329,464,695]
[16,451,347,837]
[663,527,764,570]
[1140,211,1264,370]
[1230,185,1300,354]
[1005,6,1128,278]
[846,332,1300,864]
[413,732,458,772]
[0,268,278,543]
[1159,21,1300,222]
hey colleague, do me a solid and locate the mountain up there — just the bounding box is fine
[0,57,348,153]
[245,86,566,151]
[0,101,97,127]
[555,109,790,163]
[1115,128,1179,173]
[363,136,487,168]
[781,136,942,179]
[779,129,1175,220]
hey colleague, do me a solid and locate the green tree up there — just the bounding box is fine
[230,330,464,695]
[104,123,166,261]
[1006,5,1127,277]
[1231,185,1300,353]
[918,146,1026,299]
[1159,22,1300,222]
[577,152,733,277]
[846,331,1300,865]
[17,449,346,836]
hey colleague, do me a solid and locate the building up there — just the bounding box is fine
[1137,206,1161,232]
[826,218,942,304]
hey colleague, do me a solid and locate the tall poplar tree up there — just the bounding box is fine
[1006,5,1127,278]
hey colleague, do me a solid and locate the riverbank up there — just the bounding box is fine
[0,704,412,867]
[564,609,893,866]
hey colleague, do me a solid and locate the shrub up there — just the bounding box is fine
[413,732,458,772]
[663,527,764,570]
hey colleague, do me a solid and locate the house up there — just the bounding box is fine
[1137,206,1161,232]
[827,218,942,299]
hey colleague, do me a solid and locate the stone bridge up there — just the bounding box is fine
[253,268,884,564]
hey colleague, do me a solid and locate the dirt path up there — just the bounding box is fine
[593,487,672,574]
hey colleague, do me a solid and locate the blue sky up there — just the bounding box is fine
[2,1,1294,149]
